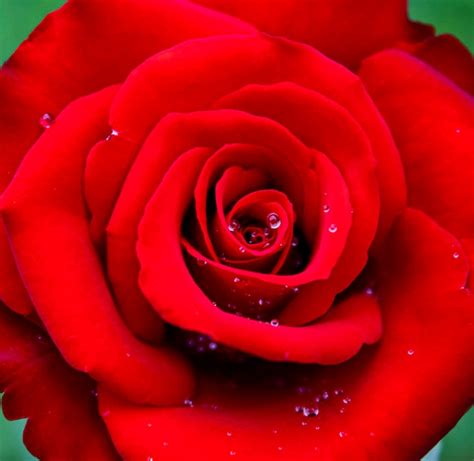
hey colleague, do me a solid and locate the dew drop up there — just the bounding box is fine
[407,349,415,357]
[209,342,218,351]
[233,277,241,283]
[229,450,237,456]
[226,431,233,437]
[238,246,246,254]
[105,128,119,141]
[342,397,351,405]
[183,399,194,407]
[365,287,374,295]
[292,287,300,294]
[228,219,240,232]
[322,204,331,213]
[162,441,169,447]
[453,252,460,259]
[338,431,347,438]
[455,128,461,135]
[39,113,54,129]
[147,423,153,428]
[301,421,308,427]
[196,258,208,266]
[272,429,278,435]
[146,456,154,461]
[258,298,264,306]
[270,319,280,327]
[267,212,281,230]
[328,224,338,234]
[321,391,329,400]
[291,236,299,247]
[277,446,283,452]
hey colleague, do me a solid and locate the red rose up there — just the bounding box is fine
[0,1,473,460]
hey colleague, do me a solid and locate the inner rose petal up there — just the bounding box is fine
[138,143,381,362]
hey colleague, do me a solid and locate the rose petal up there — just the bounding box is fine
[192,0,431,68]
[1,87,194,405]
[360,49,474,239]
[0,305,119,460]
[400,34,474,94]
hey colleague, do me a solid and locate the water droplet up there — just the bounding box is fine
[292,287,300,293]
[369,431,376,438]
[229,450,237,456]
[338,431,347,438]
[321,391,329,400]
[228,219,240,232]
[125,352,131,358]
[296,406,319,417]
[270,319,280,327]
[272,429,278,434]
[455,128,461,135]
[39,113,54,129]
[196,258,207,266]
[291,236,299,247]
[258,298,264,306]
[322,204,331,213]
[328,224,338,233]
[315,426,321,431]
[238,246,246,254]
[147,456,154,461]
[226,431,233,437]
[342,397,351,405]
[162,441,169,447]
[453,252,460,259]
[208,342,218,351]
[106,128,119,141]
[233,277,241,283]
[339,408,345,414]
[267,212,281,230]
[301,421,308,426]
[277,446,283,452]
[407,349,415,357]
[334,389,343,396]
[365,287,374,295]
[183,399,194,407]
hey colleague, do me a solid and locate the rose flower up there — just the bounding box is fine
[0,1,472,460]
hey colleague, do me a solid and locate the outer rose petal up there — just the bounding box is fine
[360,49,474,239]
[191,0,431,68]
[102,209,473,461]
[0,305,119,460]
[0,0,254,314]
[401,34,474,94]
[1,88,194,405]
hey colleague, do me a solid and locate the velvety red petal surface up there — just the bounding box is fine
[192,0,431,68]
[1,88,194,405]
[0,305,119,460]
[360,49,474,239]
[103,209,473,460]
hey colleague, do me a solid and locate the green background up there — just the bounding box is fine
[0,0,472,459]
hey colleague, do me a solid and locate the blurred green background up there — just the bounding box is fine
[0,0,472,459]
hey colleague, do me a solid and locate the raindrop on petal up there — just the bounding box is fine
[328,224,338,234]
[39,113,54,129]
[267,212,281,230]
